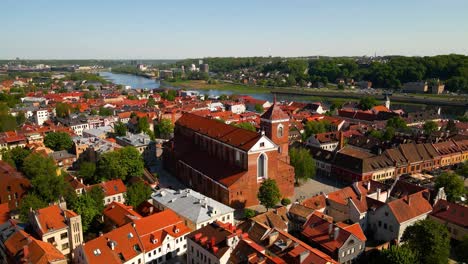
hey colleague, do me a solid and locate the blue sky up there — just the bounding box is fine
[2,0,467,59]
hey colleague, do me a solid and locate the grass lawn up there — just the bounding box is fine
[161,80,270,94]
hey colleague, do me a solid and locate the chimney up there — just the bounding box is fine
[333,227,340,240]
[149,206,154,215]
[211,237,216,248]
[23,245,30,260]
[367,181,371,191]
[328,223,333,235]
[377,188,381,201]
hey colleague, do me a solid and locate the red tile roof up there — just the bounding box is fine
[87,179,126,197]
[0,203,10,224]
[0,161,31,210]
[431,199,467,228]
[387,192,432,223]
[261,103,289,120]
[103,202,142,227]
[33,205,77,236]
[176,113,261,151]
[302,194,327,210]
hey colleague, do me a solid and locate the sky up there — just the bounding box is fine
[2,0,468,59]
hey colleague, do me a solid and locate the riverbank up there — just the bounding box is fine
[161,80,270,94]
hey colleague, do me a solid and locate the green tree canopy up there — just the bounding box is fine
[235,122,256,132]
[455,235,468,263]
[358,96,378,110]
[18,194,47,222]
[44,132,73,151]
[147,96,156,107]
[55,102,74,118]
[386,116,407,130]
[114,121,127,137]
[457,161,468,178]
[289,147,316,183]
[423,120,438,135]
[0,147,32,169]
[79,162,96,183]
[254,104,264,113]
[257,179,281,210]
[31,172,65,203]
[137,116,150,133]
[126,182,152,208]
[71,193,100,233]
[22,153,57,180]
[303,120,333,139]
[97,146,144,182]
[155,118,174,139]
[401,219,450,264]
[434,172,465,202]
[369,245,417,264]
[99,106,113,117]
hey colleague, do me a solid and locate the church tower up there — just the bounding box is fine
[260,97,290,158]
[385,94,391,110]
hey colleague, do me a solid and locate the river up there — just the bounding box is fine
[99,72,465,117]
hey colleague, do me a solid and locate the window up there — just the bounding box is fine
[61,243,69,250]
[60,232,68,240]
[257,153,267,179]
[260,142,265,147]
[277,125,284,138]
[47,237,55,244]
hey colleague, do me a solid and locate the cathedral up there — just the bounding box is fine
[163,103,295,208]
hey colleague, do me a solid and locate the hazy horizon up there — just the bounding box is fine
[2,0,468,59]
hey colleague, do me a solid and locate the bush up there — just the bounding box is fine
[281,198,291,206]
[244,208,256,219]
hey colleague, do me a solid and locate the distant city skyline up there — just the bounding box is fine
[2,0,468,59]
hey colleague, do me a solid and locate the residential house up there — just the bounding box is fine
[86,179,127,206]
[429,199,468,241]
[0,220,67,264]
[302,211,367,264]
[152,188,235,230]
[0,161,31,211]
[29,204,83,260]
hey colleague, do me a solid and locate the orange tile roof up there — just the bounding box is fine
[387,192,432,223]
[302,194,327,210]
[33,205,76,236]
[103,202,142,227]
[0,203,10,224]
[82,223,143,263]
[87,179,127,197]
[176,113,261,151]
[431,199,468,227]
[261,103,289,120]
[134,209,191,252]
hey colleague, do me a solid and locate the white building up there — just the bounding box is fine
[34,109,51,125]
[152,188,235,230]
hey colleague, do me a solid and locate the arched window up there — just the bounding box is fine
[277,124,284,138]
[257,153,267,179]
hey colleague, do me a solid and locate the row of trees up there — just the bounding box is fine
[177,55,468,92]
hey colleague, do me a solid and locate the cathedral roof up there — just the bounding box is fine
[260,103,289,120]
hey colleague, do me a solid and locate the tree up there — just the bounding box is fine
[155,118,174,139]
[18,194,47,222]
[99,107,113,117]
[22,153,57,180]
[254,104,264,113]
[457,161,468,178]
[289,148,316,183]
[358,96,378,110]
[370,245,417,264]
[44,132,73,151]
[114,121,127,137]
[87,186,105,213]
[119,146,145,179]
[137,117,150,133]
[31,172,65,203]
[386,116,407,130]
[90,109,98,115]
[147,96,156,107]
[244,208,256,219]
[281,198,291,206]
[435,172,465,202]
[235,122,256,132]
[126,182,152,208]
[257,179,281,210]
[423,120,438,135]
[72,194,100,233]
[401,219,450,264]
[303,120,332,139]
[79,162,96,183]
[0,147,31,169]
[55,102,73,118]
[97,151,127,181]
[383,127,396,141]
[97,147,144,181]
[455,235,468,263]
